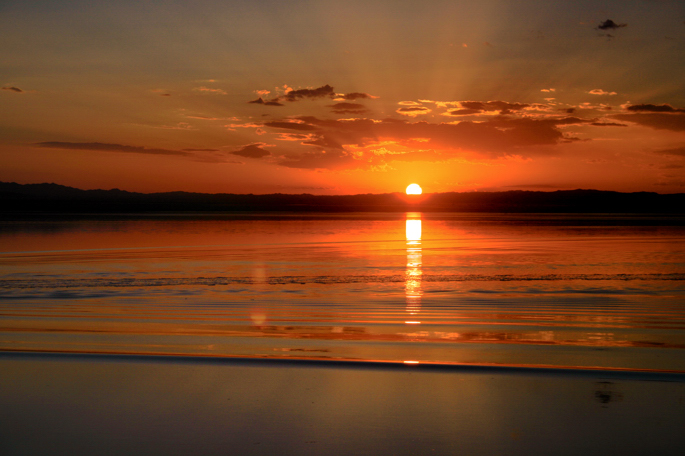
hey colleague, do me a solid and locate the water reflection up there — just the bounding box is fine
[2,215,684,371]
[405,213,422,319]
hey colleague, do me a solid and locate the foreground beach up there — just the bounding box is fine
[2,352,684,456]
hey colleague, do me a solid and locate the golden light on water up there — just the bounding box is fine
[406,219,422,241]
[406,183,422,195]
[405,214,422,317]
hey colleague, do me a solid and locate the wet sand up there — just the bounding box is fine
[1,352,684,456]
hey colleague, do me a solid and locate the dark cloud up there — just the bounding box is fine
[653,146,685,157]
[248,97,284,106]
[239,113,598,170]
[396,106,432,117]
[397,106,430,113]
[302,134,344,149]
[446,108,482,116]
[283,84,335,102]
[590,121,628,127]
[36,141,191,156]
[254,115,592,169]
[249,85,336,106]
[329,102,368,114]
[597,20,627,30]
[230,143,272,158]
[2,86,24,93]
[263,121,319,131]
[612,113,685,131]
[341,92,375,100]
[33,141,239,163]
[627,104,685,113]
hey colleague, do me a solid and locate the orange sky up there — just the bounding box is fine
[1,0,684,194]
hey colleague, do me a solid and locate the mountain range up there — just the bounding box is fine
[1,181,684,214]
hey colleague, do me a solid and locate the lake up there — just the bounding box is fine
[1,213,684,454]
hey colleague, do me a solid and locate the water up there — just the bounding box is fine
[2,213,685,455]
[1,213,684,371]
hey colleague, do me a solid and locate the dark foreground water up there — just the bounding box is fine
[1,213,684,454]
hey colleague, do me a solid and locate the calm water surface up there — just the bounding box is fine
[2,213,684,372]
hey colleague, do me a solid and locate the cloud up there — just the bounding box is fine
[396,106,431,117]
[653,146,685,157]
[590,121,628,127]
[250,84,375,107]
[612,113,685,131]
[36,141,192,156]
[443,100,531,116]
[588,89,617,96]
[460,101,530,113]
[193,87,227,95]
[302,134,344,149]
[282,84,335,102]
[264,120,319,131]
[250,85,380,109]
[225,122,262,131]
[445,108,482,116]
[248,97,284,106]
[340,92,377,100]
[250,115,593,170]
[2,86,23,93]
[33,141,243,163]
[329,102,369,114]
[156,122,195,130]
[275,133,314,141]
[597,20,627,30]
[626,104,685,113]
[230,143,272,158]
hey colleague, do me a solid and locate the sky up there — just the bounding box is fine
[1,0,684,195]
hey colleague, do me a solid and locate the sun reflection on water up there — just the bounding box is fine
[405,213,422,319]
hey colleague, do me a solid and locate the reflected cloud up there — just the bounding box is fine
[405,213,422,317]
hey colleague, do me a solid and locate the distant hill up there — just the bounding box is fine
[1,181,684,214]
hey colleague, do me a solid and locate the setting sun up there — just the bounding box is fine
[406,184,422,195]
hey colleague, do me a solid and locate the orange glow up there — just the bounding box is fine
[406,183,422,195]
[405,219,422,241]
[406,214,422,316]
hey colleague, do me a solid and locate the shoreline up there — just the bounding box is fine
[3,350,684,382]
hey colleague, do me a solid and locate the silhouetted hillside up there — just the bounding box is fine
[1,181,684,214]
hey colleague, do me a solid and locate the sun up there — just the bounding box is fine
[406,183,422,195]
